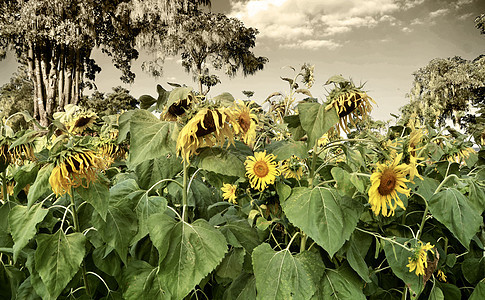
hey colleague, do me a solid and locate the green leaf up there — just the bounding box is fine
[166,87,194,108]
[16,276,42,300]
[13,163,39,197]
[331,167,356,197]
[346,237,371,283]
[284,115,305,141]
[435,282,461,300]
[429,286,444,300]
[76,176,110,221]
[92,179,140,263]
[461,257,485,284]
[281,187,361,257]
[428,188,482,249]
[223,273,256,300]
[382,238,423,297]
[134,154,182,190]
[467,179,485,213]
[411,177,439,202]
[34,230,86,299]
[122,260,171,300]
[252,243,322,300]
[321,265,366,300]
[216,248,245,280]
[128,110,179,167]
[298,102,339,148]
[219,220,260,253]
[92,245,122,277]
[0,262,25,300]
[147,213,227,299]
[9,203,48,262]
[155,84,170,110]
[470,280,485,300]
[27,164,54,208]
[132,195,167,244]
[118,110,136,142]
[139,95,157,110]
[197,147,246,177]
[265,140,309,161]
[213,92,235,107]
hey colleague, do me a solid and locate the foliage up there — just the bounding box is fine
[0,66,483,300]
[79,87,138,118]
[0,67,33,131]
[476,14,485,35]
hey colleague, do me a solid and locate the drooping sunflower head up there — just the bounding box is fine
[368,153,411,217]
[406,241,434,276]
[245,151,280,191]
[281,155,304,180]
[231,100,258,147]
[221,183,238,204]
[324,76,376,134]
[176,107,235,162]
[98,143,127,166]
[67,111,97,134]
[49,150,106,196]
[162,91,196,121]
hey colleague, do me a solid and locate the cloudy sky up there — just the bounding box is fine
[0,0,484,121]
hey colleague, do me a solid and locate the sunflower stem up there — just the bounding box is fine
[309,141,319,188]
[69,189,91,297]
[1,170,7,204]
[300,232,307,253]
[182,160,189,222]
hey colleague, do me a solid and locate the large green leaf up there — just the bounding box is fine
[252,243,324,300]
[13,163,39,196]
[92,179,140,263]
[265,140,309,161]
[147,213,227,299]
[197,147,246,177]
[219,220,260,253]
[134,154,182,190]
[76,176,110,221]
[27,164,54,208]
[470,280,485,300]
[428,188,482,249]
[34,230,86,299]
[9,203,48,262]
[382,238,423,298]
[331,167,356,197]
[118,110,136,142]
[297,102,339,148]
[216,248,245,280]
[122,260,171,300]
[321,265,366,300]
[132,195,167,244]
[429,286,444,300]
[281,187,361,257]
[223,273,256,300]
[128,110,179,167]
[467,179,485,213]
[346,236,371,283]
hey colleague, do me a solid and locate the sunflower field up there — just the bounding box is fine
[0,69,484,300]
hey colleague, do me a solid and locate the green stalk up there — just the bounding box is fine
[182,160,189,222]
[69,189,91,297]
[300,232,307,253]
[1,170,7,204]
[308,141,319,188]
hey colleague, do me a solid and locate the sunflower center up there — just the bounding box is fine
[196,110,223,137]
[74,117,92,128]
[238,113,251,133]
[378,169,397,196]
[253,161,269,178]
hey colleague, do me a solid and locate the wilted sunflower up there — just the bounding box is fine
[245,151,280,191]
[406,241,434,276]
[437,269,447,282]
[98,143,126,166]
[67,111,97,134]
[162,93,195,121]
[325,77,376,134]
[221,183,237,204]
[0,140,36,166]
[447,146,476,164]
[368,153,411,217]
[176,107,235,162]
[407,120,425,181]
[231,101,258,147]
[281,155,304,180]
[49,150,106,196]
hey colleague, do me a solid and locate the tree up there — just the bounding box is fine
[0,67,34,130]
[0,0,210,126]
[400,56,485,128]
[79,86,138,117]
[476,13,485,35]
[159,11,268,94]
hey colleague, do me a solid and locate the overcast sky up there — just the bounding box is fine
[0,0,484,121]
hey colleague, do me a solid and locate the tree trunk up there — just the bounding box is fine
[33,45,48,127]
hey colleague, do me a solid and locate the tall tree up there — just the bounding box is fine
[0,0,210,126]
[79,86,138,117]
[0,67,34,130]
[156,11,268,94]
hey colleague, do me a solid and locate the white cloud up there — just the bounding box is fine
[283,39,342,50]
[429,8,449,19]
[229,0,408,49]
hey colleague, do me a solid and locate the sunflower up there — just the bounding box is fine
[325,77,376,134]
[368,153,411,217]
[245,151,280,191]
[407,120,425,181]
[98,143,126,166]
[176,107,235,162]
[231,101,258,147]
[49,150,106,196]
[447,146,475,164]
[437,269,447,282]
[221,183,237,204]
[66,111,97,134]
[162,93,195,121]
[406,241,434,276]
[281,155,304,180]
